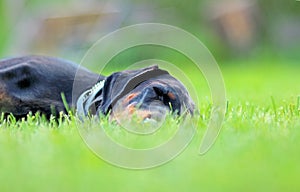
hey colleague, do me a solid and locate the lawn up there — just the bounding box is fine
[0,59,300,192]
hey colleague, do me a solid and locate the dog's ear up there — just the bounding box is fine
[0,63,37,91]
[99,65,169,114]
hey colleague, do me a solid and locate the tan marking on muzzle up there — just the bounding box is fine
[111,103,152,123]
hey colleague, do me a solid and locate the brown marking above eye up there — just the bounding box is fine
[124,92,139,103]
[167,92,176,100]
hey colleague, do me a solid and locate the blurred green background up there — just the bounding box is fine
[0,0,299,63]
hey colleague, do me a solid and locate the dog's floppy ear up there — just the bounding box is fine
[99,65,168,114]
[0,62,37,91]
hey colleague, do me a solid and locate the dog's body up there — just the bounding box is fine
[0,55,102,118]
[0,55,194,120]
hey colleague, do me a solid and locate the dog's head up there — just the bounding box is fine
[95,66,195,121]
[0,55,101,118]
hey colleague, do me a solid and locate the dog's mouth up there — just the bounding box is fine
[111,99,169,121]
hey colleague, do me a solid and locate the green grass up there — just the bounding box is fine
[1,60,300,192]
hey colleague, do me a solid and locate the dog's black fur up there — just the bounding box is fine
[0,55,194,120]
[0,55,103,118]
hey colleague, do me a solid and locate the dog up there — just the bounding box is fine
[0,55,195,121]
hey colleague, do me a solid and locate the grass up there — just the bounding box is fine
[1,59,300,192]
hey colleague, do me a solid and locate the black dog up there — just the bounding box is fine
[0,55,195,120]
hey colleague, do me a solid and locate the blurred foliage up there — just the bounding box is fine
[0,0,9,56]
[0,0,299,62]
[126,0,300,62]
